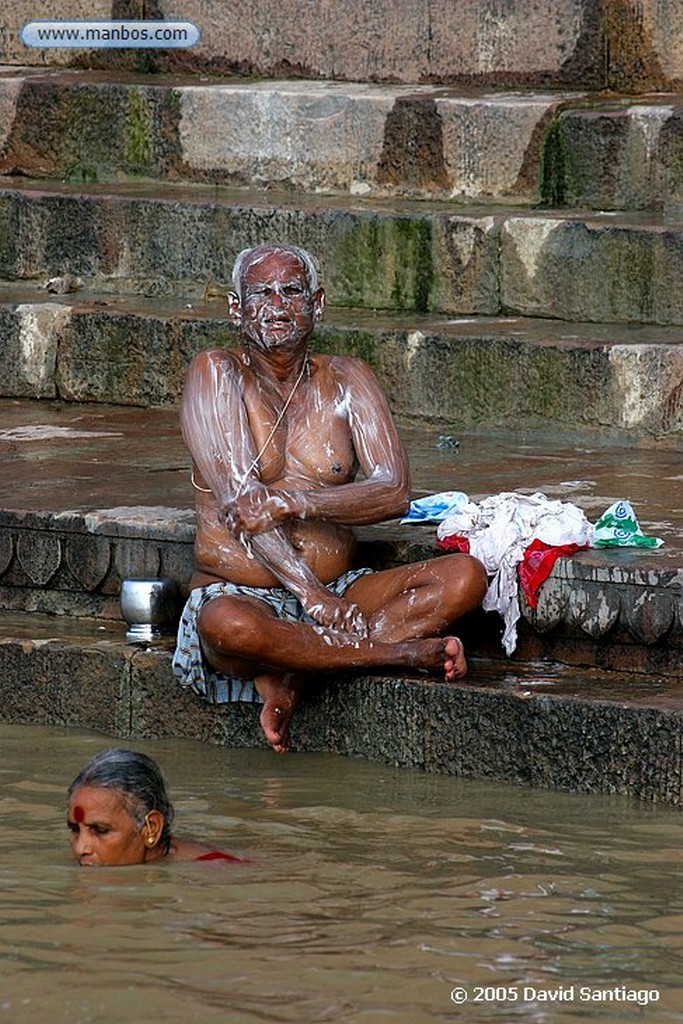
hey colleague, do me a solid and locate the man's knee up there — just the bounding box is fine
[198,597,263,654]
[442,552,488,609]
[463,553,488,599]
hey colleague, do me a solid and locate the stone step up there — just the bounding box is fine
[0,398,679,675]
[547,98,683,212]
[1,179,681,325]
[2,1,680,92]
[0,610,680,803]
[1,287,681,442]
[0,69,680,210]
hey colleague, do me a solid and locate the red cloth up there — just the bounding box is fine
[195,850,246,863]
[437,534,470,553]
[517,539,586,609]
[438,534,585,610]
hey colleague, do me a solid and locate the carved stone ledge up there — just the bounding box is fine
[0,506,196,616]
[0,532,13,576]
[16,531,61,585]
[112,539,163,584]
[621,585,676,644]
[530,580,567,632]
[0,514,680,654]
[523,575,681,645]
[64,533,112,590]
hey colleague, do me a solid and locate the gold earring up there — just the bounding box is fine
[144,812,156,847]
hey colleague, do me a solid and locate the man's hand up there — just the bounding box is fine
[223,484,301,539]
[301,588,369,639]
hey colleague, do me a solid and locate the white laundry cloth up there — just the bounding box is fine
[437,492,594,655]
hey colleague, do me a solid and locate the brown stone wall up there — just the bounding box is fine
[1,0,680,90]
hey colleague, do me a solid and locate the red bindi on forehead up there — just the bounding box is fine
[72,805,85,822]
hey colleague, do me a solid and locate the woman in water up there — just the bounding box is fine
[67,747,244,866]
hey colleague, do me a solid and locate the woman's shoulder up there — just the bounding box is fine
[169,836,248,863]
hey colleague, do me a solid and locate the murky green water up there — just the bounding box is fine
[1,724,681,1023]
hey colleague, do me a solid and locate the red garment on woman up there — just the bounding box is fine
[195,850,247,862]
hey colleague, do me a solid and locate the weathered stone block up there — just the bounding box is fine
[129,644,266,748]
[0,303,64,398]
[438,93,570,201]
[547,102,683,211]
[4,0,679,91]
[58,309,213,405]
[423,681,683,803]
[322,675,428,769]
[179,83,390,193]
[0,634,130,733]
[501,216,683,325]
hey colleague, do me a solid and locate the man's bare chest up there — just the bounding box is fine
[246,389,358,487]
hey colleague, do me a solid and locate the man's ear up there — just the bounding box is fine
[228,291,242,324]
[313,287,325,321]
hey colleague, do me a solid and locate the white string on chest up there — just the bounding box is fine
[235,357,310,497]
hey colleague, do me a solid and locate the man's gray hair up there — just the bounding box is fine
[67,748,174,853]
[232,243,320,297]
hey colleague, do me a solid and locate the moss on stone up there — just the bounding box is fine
[333,217,382,307]
[391,218,434,313]
[540,119,574,207]
[334,215,435,313]
[310,327,379,371]
[125,90,151,172]
[64,164,100,184]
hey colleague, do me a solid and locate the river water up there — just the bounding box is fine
[1,723,681,1023]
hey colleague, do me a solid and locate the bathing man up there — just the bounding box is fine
[173,243,487,753]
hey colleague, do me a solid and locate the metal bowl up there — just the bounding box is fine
[120,577,179,644]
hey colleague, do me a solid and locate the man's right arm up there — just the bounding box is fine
[180,349,250,509]
[181,351,365,633]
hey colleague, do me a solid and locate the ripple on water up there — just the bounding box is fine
[0,724,682,1023]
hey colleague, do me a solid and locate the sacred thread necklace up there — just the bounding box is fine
[192,358,310,496]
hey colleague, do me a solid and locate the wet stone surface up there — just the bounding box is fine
[0,614,680,802]
[0,396,679,549]
[0,397,680,667]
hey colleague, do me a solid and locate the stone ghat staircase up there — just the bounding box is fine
[0,56,681,801]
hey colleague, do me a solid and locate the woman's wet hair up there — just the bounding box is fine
[67,748,174,854]
[232,243,320,296]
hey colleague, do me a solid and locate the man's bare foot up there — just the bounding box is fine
[401,635,468,680]
[260,703,292,753]
[443,636,467,681]
[254,672,303,753]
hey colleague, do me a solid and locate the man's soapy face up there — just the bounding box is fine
[233,249,324,352]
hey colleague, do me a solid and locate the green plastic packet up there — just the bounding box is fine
[593,500,663,549]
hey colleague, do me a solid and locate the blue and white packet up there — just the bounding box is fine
[401,491,470,523]
[592,499,663,549]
